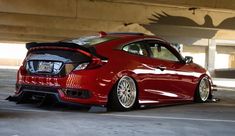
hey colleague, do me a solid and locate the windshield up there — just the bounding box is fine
[64,36,117,47]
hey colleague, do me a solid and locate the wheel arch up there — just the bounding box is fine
[197,73,213,90]
[107,70,140,107]
[194,73,213,101]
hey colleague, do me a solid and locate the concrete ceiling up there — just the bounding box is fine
[1,0,235,43]
[111,0,235,11]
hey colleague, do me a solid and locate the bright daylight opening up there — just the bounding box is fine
[0,43,27,68]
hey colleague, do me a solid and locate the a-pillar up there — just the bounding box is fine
[206,39,216,76]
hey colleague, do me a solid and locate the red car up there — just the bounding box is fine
[14,32,214,111]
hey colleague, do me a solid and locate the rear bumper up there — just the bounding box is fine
[15,83,107,106]
[16,66,112,106]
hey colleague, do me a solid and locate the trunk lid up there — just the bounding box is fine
[25,42,93,76]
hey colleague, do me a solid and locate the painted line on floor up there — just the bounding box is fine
[0,79,16,82]
[0,99,8,102]
[102,113,235,123]
[0,107,51,113]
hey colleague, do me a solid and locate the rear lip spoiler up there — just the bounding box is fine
[26,42,92,53]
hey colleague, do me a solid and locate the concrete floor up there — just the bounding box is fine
[0,69,235,136]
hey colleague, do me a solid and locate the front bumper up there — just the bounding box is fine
[212,84,218,92]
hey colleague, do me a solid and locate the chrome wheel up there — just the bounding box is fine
[199,77,210,102]
[116,76,137,109]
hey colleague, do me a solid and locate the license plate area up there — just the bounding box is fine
[37,61,53,73]
[26,61,63,75]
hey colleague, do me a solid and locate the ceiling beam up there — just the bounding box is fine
[0,32,67,42]
[0,0,77,17]
[0,12,123,32]
[0,25,96,38]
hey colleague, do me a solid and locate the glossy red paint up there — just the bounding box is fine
[15,33,213,107]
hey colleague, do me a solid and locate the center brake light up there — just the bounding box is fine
[98,31,107,37]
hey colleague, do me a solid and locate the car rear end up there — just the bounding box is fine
[15,36,115,106]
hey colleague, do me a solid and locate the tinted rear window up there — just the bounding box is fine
[27,49,91,62]
[63,36,117,47]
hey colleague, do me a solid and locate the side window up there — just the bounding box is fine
[123,42,148,56]
[148,42,179,62]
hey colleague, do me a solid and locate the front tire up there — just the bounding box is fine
[195,77,211,103]
[109,76,138,111]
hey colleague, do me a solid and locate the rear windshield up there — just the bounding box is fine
[27,49,91,62]
[63,36,117,47]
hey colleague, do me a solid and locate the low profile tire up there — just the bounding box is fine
[194,76,211,103]
[109,76,138,111]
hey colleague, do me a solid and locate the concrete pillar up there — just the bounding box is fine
[229,55,235,68]
[206,39,216,76]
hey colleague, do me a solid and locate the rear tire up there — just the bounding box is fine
[108,76,138,111]
[194,77,211,103]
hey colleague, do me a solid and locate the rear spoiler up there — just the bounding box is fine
[26,42,92,53]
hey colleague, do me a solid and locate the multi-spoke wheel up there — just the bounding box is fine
[195,77,211,102]
[109,76,138,111]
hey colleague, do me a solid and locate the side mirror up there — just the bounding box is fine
[185,56,193,64]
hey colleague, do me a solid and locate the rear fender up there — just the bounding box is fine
[108,70,139,97]
[111,70,139,85]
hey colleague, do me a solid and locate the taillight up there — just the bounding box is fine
[73,57,108,71]
[19,65,27,75]
[74,62,89,71]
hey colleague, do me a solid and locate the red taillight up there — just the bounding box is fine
[73,57,108,71]
[19,65,27,75]
[86,57,108,69]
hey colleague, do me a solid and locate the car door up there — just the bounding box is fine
[121,41,159,102]
[143,40,195,102]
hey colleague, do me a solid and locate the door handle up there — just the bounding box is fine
[156,66,166,71]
